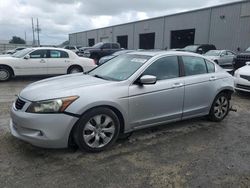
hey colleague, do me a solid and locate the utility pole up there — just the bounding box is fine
[24,31,26,44]
[31,18,35,46]
[36,18,41,46]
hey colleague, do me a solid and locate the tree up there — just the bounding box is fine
[9,36,26,44]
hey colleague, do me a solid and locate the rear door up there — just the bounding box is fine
[47,50,71,74]
[128,56,185,128]
[181,56,218,119]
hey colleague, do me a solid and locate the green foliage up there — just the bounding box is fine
[9,36,26,44]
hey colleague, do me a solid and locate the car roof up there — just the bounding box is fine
[128,50,205,57]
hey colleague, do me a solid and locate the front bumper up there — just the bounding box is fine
[10,101,79,148]
[234,77,250,92]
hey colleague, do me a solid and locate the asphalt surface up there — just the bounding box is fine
[0,76,250,188]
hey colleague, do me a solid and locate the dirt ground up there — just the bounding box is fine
[0,77,250,188]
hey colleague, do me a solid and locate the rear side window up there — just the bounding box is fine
[50,50,69,58]
[30,50,48,58]
[112,43,119,49]
[182,56,207,76]
[206,60,215,73]
[143,56,179,80]
[102,43,111,49]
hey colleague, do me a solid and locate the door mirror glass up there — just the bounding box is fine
[24,54,30,59]
[139,75,157,85]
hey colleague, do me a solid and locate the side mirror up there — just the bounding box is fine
[138,75,157,85]
[24,54,30,59]
[246,62,250,65]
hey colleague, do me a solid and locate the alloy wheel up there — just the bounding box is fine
[213,96,229,119]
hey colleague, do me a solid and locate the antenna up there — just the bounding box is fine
[36,18,41,46]
[31,18,36,46]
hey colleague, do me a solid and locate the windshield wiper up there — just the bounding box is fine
[93,74,106,80]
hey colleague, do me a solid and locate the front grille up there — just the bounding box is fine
[236,55,250,60]
[237,84,250,91]
[240,75,250,81]
[15,98,26,110]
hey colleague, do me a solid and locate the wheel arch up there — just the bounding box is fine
[68,105,126,147]
[67,64,83,73]
[0,64,15,76]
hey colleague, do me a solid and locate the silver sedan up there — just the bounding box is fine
[10,51,234,152]
[204,50,236,67]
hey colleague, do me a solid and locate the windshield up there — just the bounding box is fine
[92,42,104,48]
[182,45,199,52]
[89,54,151,81]
[205,50,221,56]
[12,48,33,58]
[246,47,250,52]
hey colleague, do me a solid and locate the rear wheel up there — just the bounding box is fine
[74,107,120,152]
[0,66,12,81]
[208,93,230,122]
[68,66,83,74]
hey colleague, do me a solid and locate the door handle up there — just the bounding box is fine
[209,76,217,81]
[40,59,46,63]
[172,83,184,88]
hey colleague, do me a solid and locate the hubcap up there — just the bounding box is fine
[214,96,229,119]
[83,114,115,148]
[70,68,80,74]
[0,70,9,80]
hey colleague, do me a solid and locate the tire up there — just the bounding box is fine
[68,66,83,74]
[214,60,219,64]
[0,66,12,81]
[73,107,120,152]
[208,93,230,122]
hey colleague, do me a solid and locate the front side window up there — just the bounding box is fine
[143,56,179,80]
[112,43,119,49]
[50,50,69,58]
[30,50,48,59]
[182,56,207,76]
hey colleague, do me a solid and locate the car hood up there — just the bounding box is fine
[238,65,250,75]
[20,73,112,101]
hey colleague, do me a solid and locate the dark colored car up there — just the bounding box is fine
[182,44,216,54]
[78,42,121,63]
[98,50,135,65]
[233,46,250,70]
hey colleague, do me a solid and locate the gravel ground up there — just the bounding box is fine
[0,77,250,188]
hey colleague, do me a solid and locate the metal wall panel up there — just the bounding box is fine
[209,3,241,51]
[134,18,165,49]
[86,30,98,46]
[113,24,134,49]
[164,9,211,49]
[97,27,113,43]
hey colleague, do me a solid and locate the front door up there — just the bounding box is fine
[18,49,48,75]
[128,56,185,129]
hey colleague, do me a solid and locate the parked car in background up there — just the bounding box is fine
[4,47,26,55]
[0,47,96,81]
[233,46,250,70]
[78,42,121,63]
[98,50,135,65]
[182,44,216,54]
[64,46,82,54]
[204,50,236,67]
[234,62,250,93]
[10,51,234,152]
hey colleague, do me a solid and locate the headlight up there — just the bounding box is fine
[26,96,79,113]
[84,51,90,57]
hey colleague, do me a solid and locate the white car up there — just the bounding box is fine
[205,50,236,67]
[234,62,250,92]
[0,47,96,81]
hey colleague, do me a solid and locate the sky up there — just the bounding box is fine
[0,0,240,45]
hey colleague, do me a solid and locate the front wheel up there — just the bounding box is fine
[74,107,120,152]
[208,93,230,122]
[0,67,12,81]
